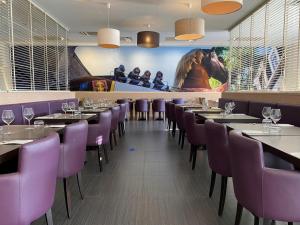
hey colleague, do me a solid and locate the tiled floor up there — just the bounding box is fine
[33,121,295,225]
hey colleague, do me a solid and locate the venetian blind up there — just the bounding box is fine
[229,0,300,91]
[0,0,68,91]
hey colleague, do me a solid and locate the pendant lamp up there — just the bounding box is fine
[175,18,205,41]
[201,0,243,15]
[137,30,160,48]
[97,3,120,48]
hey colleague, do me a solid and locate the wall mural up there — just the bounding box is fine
[69,46,229,92]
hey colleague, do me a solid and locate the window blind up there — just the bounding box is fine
[229,0,300,92]
[0,0,68,91]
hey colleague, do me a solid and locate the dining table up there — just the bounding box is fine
[35,113,97,124]
[0,125,65,165]
[191,107,224,114]
[197,113,261,124]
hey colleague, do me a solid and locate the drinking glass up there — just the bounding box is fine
[262,107,272,126]
[224,103,230,115]
[2,110,15,134]
[69,102,76,115]
[270,109,281,127]
[62,103,68,114]
[23,108,35,128]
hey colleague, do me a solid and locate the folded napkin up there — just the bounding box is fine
[0,140,34,145]
[47,125,66,128]
[242,130,268,135]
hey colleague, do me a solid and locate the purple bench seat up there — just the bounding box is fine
[0,104,23,125]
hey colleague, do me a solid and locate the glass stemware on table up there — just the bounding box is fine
[2,110,15,134]
[62,103,69,114]
[69,102,76,116]
[270,109,281,127]
[224,102,235,115]
[262,107,272,127]
[23,107,35,129]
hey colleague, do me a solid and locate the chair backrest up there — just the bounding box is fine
[118,103,127,122]
[172,98,184,104]
[58,121,88,178]
[205,120,231,177]
[87,110,112,146]
[152,99,166,112]
[135,99,149,112]
[111,106,120,130]
[175,105,185,130]
[183,111,206,145]
[229,131,264,215]
[19,133,60,224]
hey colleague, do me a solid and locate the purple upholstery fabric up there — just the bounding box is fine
[183,111,206,145]
[0,104,24,125]
[152,99,166,113]
[66,98,79,107]
[248,102,277,119]
[205,121,231,177]
[117,99,130,113]
[22,101,50,120]
[118,103,127,123]
[135,99,149,113]
[229,131,300,221]
[111,106,120,131]
[49,100,66,114]
[277,104,300,127]
[87,110,112,146]
[175,105,185,130]
[172,98,184,104]
[58,121,88,178]
[0,133,60,225]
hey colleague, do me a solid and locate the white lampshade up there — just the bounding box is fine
[201,0,243,15]
[175,18,205,41]
[97,28,120,48]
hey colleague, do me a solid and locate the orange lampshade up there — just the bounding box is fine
[201,0,243,15]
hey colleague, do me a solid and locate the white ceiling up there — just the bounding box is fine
[33,0,266,46]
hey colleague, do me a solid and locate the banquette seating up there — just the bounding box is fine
[0,98,79,125]
[218,98,300,126]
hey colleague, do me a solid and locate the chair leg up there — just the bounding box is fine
[181,130,185,149]
[97,146,103,172]
[288,223,293,225]
[168,119,171,130]
[45,208,54,225]
[122,122,125,135]
[103,144,109,163]
[178,130,182,146]
[63,178,72,218]
[189,144,193,162]
[218,176,228,216]
[209,171,216,198]
[113,130,117,145]
[254,216,260,225]
[118,123,122,137]
[234,203,243,225]
[109,132,113,151]
[172,121,176,137]
[76,172,84,200]
[192,146,197,170]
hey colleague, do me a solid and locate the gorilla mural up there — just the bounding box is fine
[174,48,229,92]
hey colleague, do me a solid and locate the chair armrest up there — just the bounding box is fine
[262,168,300,220]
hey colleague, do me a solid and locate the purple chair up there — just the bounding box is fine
[87,110,112,171]
[175,105,186,149]
[205,120,231,216]
[118,103,127,137]
[135,99,149,120]
[165,101,171,130]
[117,99,129,120]
[152,99,165,120]
[110,106,120,150]
[184,111,206,170]
[229,131,299,225]
[0,104,24,125]
[58,120,88,218]
[172,98,184,104]
[0,133,60,225]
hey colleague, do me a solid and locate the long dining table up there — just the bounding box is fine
[197,113,261,124]
[226,123,300,168]
[35,113,97,124]
[0,125,65,165]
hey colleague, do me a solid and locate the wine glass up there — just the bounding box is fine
[2,110,15,134]
[61,103,68,114]
[224,103,230,115]
[23,108,35,128]
[229,102,235,113]
[262,107,272,126]
[69,102,76,115]
[270,109,281,127]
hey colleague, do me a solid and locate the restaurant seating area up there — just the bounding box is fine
[3,0,300,224]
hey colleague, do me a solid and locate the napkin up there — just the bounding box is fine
[0,140,34,145]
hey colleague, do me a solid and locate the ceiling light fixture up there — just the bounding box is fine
[201,0,243,15]
[175,3,205,41]
[97,3,120,48]
[137,24,160,48]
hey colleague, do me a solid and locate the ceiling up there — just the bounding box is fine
[33,0,267,46]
